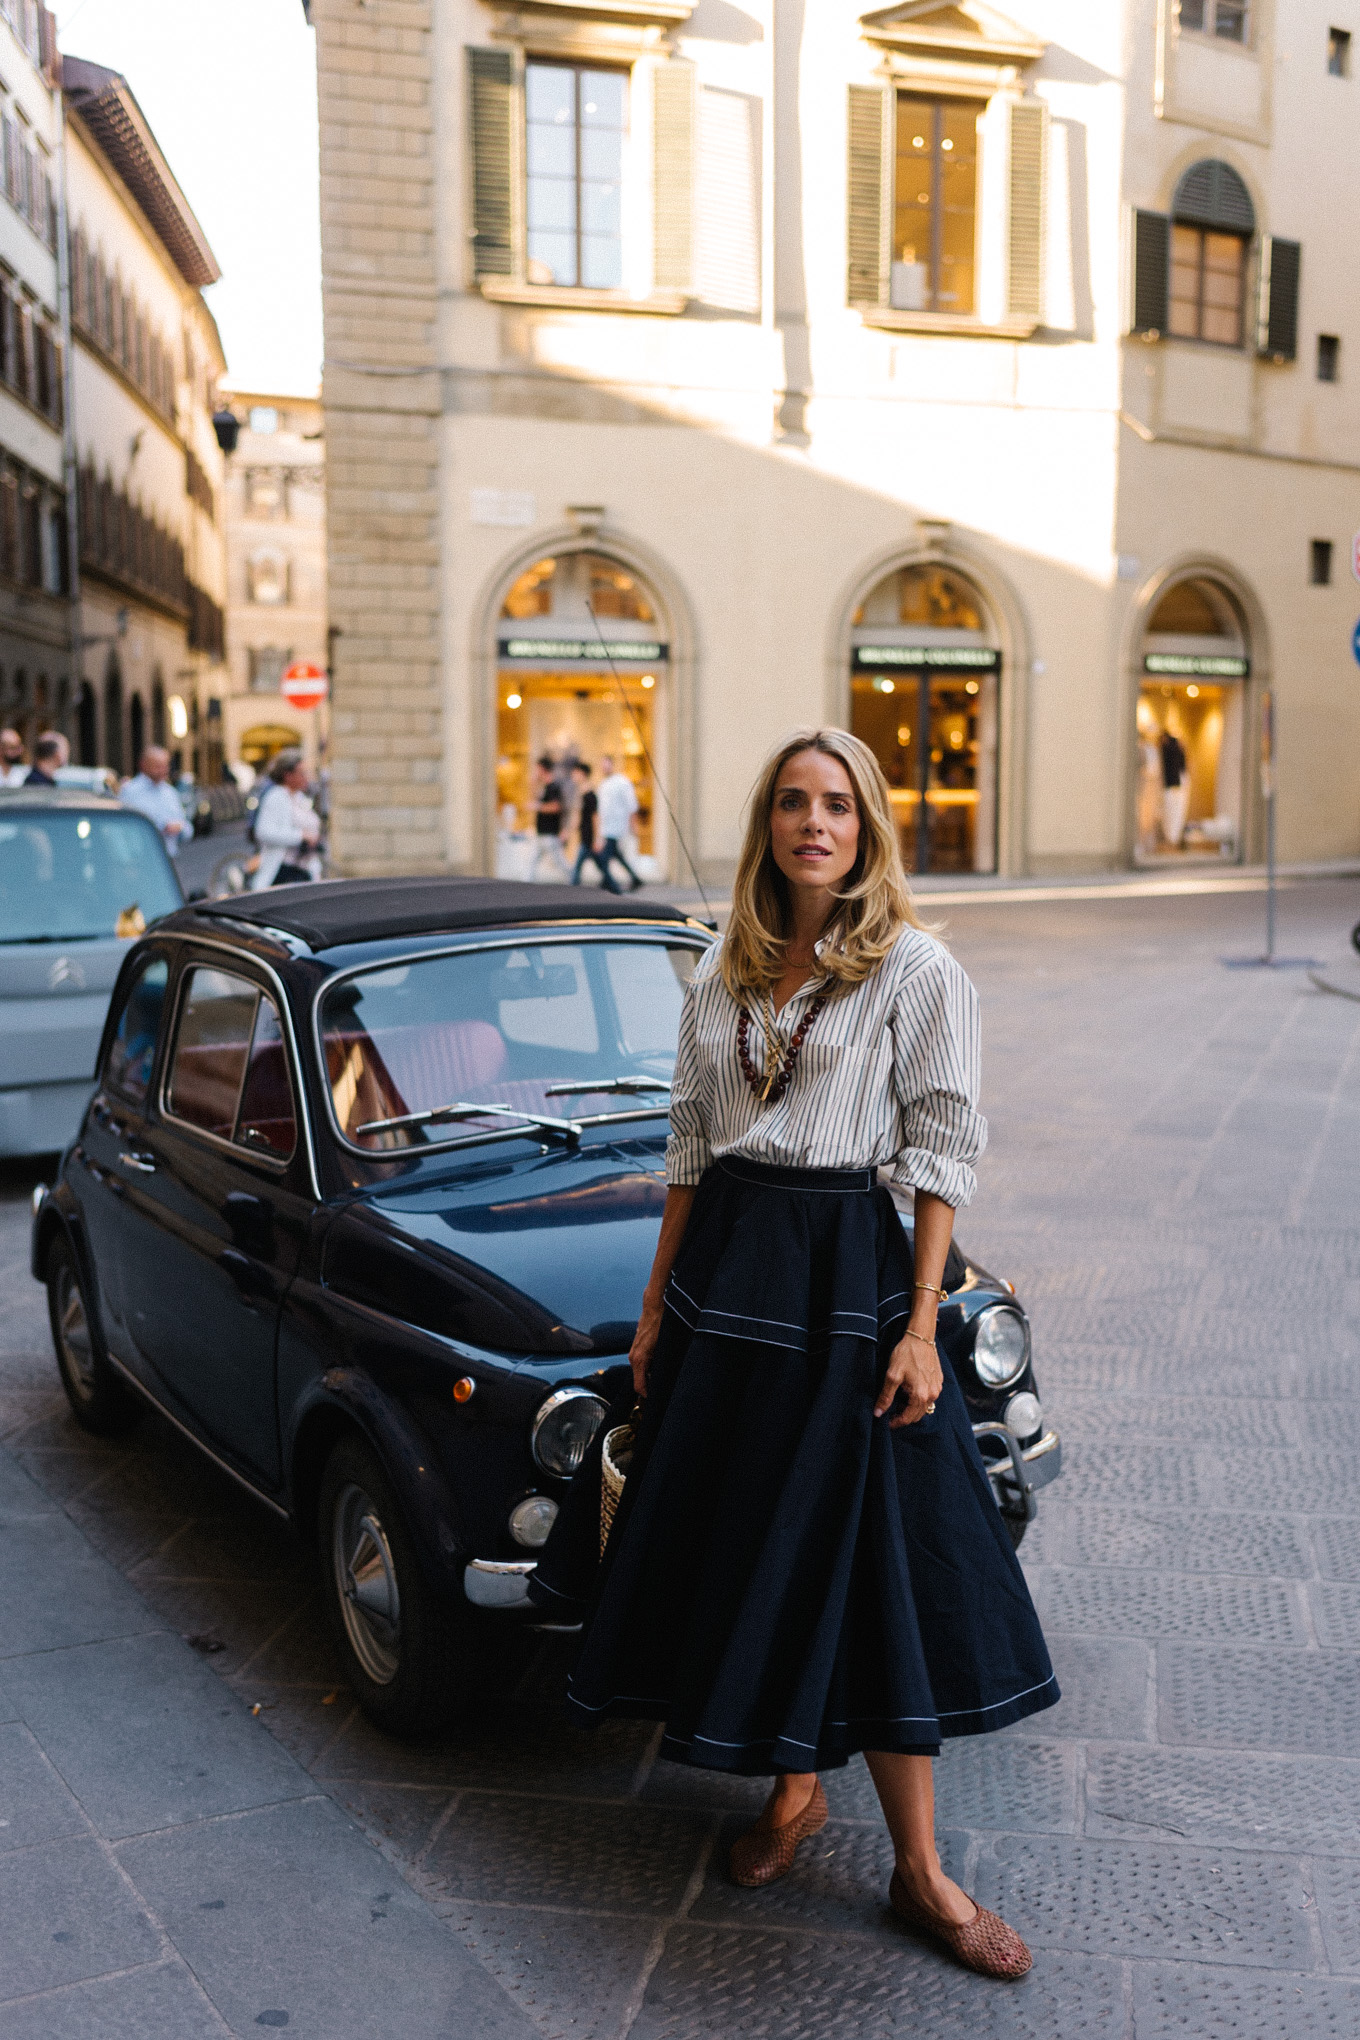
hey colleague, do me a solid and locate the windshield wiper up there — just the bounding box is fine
[355,1098,582,1143]
[543,1077,671,1098]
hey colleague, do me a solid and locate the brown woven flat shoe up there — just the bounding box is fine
[889,1868,1032,1980]
[728,1779,829,1888]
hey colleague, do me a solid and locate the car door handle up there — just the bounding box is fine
[118,1151,157,1174]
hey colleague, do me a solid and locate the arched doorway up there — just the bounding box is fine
[493,549,667,881]
[151,675,166,748]
[129,691,145,769]
[1135,575,1249,862]
[76,683,97,766]
[104,660,124,777]
[849,562,1000,874]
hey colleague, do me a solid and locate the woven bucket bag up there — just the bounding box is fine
[599,1416,638,1557]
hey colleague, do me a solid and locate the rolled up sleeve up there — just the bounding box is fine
[664,980,712,1187]
[888,950,987,1209]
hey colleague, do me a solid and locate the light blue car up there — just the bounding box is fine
[0,789,182,1155]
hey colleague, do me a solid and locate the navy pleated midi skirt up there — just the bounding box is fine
[531,1156,1059,1775]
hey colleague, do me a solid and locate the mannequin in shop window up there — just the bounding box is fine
[1159,727,1188,849]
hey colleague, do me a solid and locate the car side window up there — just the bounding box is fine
[166,966,297,1161]
[104,956,169,1106]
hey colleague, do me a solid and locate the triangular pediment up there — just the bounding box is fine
[860,0,1046,65]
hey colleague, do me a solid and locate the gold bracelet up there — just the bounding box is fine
[902,1327,937,1349]
[913,1282,949,1302]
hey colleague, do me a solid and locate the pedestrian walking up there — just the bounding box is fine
[23,731,68,786]
[533,727,1055,1980]
[120,745,192,855]
[595,753,642,890]
[250,749,321,888]
[570,762,620,891]
[0,727,26,786]
[530,754,571,881]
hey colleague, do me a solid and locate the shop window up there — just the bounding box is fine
[525,62,627,290]
[1137,576,1248,864]
[502,558,556,620]
[1317,334,1340,381]
[891,96,977,316]
[1311,539,1333,586]
[1180,0,1249,41]
[1328,27,1351,76]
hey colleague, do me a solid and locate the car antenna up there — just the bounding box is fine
[585,600,717,929]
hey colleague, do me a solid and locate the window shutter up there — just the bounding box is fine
[1257,236,1300,362]
[1007,99,1047,322]
[653,60,696,295]
[846,85,888,305]
[468,48,517,280]
[1130,209,1170,336]
[696,87,761,314]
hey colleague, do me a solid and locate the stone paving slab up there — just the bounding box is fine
[1085,1747,1360,1856]
[120,1796,527,2040]
[0,1444,535,2040]
[1156,1645,1360,1756]
[1128,1962,1360,2038]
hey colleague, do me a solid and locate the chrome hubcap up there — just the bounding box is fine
[332,1483,401,1685]
[57,1268,96,1401]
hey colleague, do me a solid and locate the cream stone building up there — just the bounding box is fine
[309,0,1360,879]
[0,3,69,757]
[62,56,227,781]
[216,388,328,778]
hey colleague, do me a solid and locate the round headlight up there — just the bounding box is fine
[509,1495,560,1548]
[971,1306,1029,1389]
[531,1388,608,1477]
[1004,1390,1042,1441]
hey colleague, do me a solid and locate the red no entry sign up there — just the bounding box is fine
[281,661,328,711]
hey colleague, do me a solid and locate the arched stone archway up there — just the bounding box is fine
[472,527,696,883]
[129,691,146,770]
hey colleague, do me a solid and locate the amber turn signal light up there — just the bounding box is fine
[453,1376,476,1404]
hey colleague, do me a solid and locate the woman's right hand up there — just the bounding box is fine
[629,1293,664,1397]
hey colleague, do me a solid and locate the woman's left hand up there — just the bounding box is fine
[876,1323,944,1429]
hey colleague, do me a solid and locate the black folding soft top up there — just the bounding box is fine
[183,877,697,951]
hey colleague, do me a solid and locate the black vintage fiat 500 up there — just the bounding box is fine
[31,880,1060,1734]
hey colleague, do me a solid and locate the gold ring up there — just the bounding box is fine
[924,1401,937,1414]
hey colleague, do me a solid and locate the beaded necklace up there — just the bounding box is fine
[736,987,829,1105]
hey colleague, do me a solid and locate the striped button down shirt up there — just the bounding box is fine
[665,929,987,1208]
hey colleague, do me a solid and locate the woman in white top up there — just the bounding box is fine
[535,728,1054,1981]
[250,749,321,890]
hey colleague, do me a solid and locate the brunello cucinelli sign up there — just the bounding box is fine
[497,637,669,662]
[1143,653,1250,678]
[852,646,1001,671]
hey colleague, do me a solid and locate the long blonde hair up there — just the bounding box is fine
[720,727,929,999]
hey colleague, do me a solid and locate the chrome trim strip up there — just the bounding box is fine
[102,1350,290,1519]
[464,1557,536,1609]
[312,927,713,1161]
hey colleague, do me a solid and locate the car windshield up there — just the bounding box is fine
[0,810,181,943]
[320,940,701,1152]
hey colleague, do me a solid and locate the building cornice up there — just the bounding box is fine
[63,57,220,287]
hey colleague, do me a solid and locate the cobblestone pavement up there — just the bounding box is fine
[4,876,1360,2036]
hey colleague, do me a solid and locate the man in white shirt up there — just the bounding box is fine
[595,755,643,892]
[1,727,27,786]
[121,746,191,854]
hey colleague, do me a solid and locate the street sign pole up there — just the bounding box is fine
[1262,688,1275,965]
[1221,684,1317,971]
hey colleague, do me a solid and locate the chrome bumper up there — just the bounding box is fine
[464,1558,536,1609]
[972,1425,1062,1521]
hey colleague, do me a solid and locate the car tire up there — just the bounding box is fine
[1001,1512,1028,1550]
[317,1435,475,1738]
[46,1235,139,1436]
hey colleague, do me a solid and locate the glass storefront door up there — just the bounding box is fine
[851,664,998,874]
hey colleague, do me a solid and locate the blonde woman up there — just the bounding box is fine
[534,728,1055,1979]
